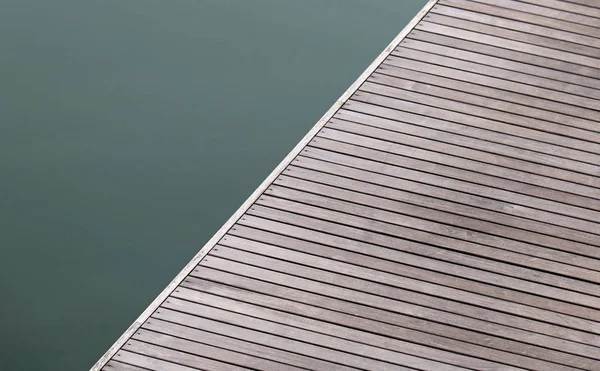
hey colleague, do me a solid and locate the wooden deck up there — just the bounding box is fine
[93,0,600,370]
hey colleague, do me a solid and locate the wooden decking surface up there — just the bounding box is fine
[94,0,600,370]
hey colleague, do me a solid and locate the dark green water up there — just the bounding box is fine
[0,1,426,369]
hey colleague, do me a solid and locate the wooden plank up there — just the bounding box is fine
[329,114,600,192]
[278,163,600,254]
[398,37,600,94]
[122,340,248,371]
[362,77,600,147]
[424,12,600,59]
[179,279,521,371]
[370,70,600,146]
[255,189,600,298]
[141,318,335,371]
[227,223,600,317]
[132,329,304,371]
[519,0,600,18]
[207,247,600,358]
[313,131,600,220]
[432,3,600,49]
[387,49,600,115]
[152,309,356,371]
[161,297,419,371]
[335,109,600,188]
[271,174,600,271]
[440,0,600,38]
[187,267,588,370]
[112,350,201,371]
[414,21,600,69]
[243,204,600,292]
[343,99,600,166]
[355,85,600,155]
[198,257,599,369]
[561,0,600,9]
[407,29,600,82]
[302,145,600,238]
[485,0,600,29]
[287,156,600,250]
[104,361,150,371]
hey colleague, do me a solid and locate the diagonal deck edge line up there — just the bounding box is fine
[90,1,439,369]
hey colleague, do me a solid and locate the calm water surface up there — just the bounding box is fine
[0,1,426,369]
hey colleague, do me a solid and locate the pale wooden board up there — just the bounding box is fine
[276,163,600,261]
[424,12,600,60]
[441,0,600,38]
[359,80,600,148]
[486,0,600,29]
[171,284,514,370]
[141,318,335,370]
[103,361,151,371]
[335,109,600,188]
[331,107,600,191]
[227,219,599,315]
[160,297,420,371]
[415,21,600,69]
[432,3,600,49]
[186,266,586,370]
[151,310,355,371]
[343,99,600,165]
[407,29,600,81]
[131,329,306,371]
[207,245,600,358]
[309,135,600,222]
[399,36,600,94]
[519,0,600,18]
[198,257,598,370]
[386,50,600,115]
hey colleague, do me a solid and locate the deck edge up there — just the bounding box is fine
[90,1,439,369]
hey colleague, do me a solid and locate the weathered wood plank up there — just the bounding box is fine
[330,113,600,191]
[433,3,600,49]
[519,0,600,18]
[226,223,600,316]
[207,247,600,358]
[151,309,355,371]
[104,361,150,371]
[288,156,600,248]
[310,134,600,221]
[360,80,600,147]
[415,21,600,69]
[243,204,600,291]
[251,189,598,314]
[302,145,600,238]
[424,12,600,59]
[486,0,600,29]
[343,99,600,166]
[132,329,305,371]
[440,0,600,38]
[198,257,599,370]
[113,349,206,371]
[386,50,600,114]
[184,277,533,371]
[187,267,588,370]
[335,110,600,185]
[161,297,420,370]
[178,280,521,370]
[141,318,335,371]
[398,37,600,94]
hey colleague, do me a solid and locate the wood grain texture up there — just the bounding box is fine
[98,1,600,370]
